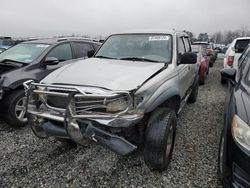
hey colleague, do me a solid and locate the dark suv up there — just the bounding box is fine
[0,38,101,126]
[219,44,250,187]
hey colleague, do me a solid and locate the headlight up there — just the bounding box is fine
[232,115,250,151]
[106,98,128,113]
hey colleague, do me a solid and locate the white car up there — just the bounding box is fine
[222,37,250,84]
[223,37,250,69]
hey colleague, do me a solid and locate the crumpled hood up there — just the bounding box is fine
[42,58,165,91]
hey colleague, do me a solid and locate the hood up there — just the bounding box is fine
[42,58,165,91]
[0,61,25,75]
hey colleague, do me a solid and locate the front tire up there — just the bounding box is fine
[188,77,199,103]
[218,130,229,186]
[144,108,177,171]
[3,90,27,127]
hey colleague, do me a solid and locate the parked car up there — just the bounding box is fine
[25,30,198,171]
[223,37,250,69]
[192,44,209,84]
[192,41,216,67]
[222,44,230,54]
[222,37,250,84]
[0,38,101,126]
[0,44,11,53]
[219,46,250,187]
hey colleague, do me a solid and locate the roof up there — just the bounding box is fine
[23,37,101,45]
[234,37,250,41]
[111,29,187,36]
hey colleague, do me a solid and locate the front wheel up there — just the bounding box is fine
[3,90,27,127]
[144,108,177,171]
[188,77,199,103]
[218,131,229,185]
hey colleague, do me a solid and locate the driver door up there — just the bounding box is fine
[176,36,190,98]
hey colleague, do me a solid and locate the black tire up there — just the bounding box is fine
[144,108,177,171]
[56,138,77,147]
[209,62,213,67]
[3,90,27,127]
[199,76,205,85]
[188,77,199,103]
[221,77,227,84]
[218,130,229,186]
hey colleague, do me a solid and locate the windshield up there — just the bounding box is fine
[95,34,172,63]
[0,43,50,63]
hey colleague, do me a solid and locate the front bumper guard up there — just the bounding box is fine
[24,80,141,155]
[30,118,138,155]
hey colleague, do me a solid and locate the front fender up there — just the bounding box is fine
[145,86,180,113]
[5,78,39,90]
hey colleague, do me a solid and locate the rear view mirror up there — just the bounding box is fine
[87,50,95,58]
[43,57,59,66]
[180,52,197,64]
[221,68,236,83]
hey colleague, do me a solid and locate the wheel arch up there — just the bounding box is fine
[145,87,181,114]
[8,78,38,90]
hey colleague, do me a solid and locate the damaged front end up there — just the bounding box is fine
[24,80,144,155]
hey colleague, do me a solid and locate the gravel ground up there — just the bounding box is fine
[0,54,227,188]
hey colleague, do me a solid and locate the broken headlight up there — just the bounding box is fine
[106,98,128,113]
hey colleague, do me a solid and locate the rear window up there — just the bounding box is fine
[235,39,250,53]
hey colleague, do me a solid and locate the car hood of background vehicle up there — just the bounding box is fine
[42,58,165,91]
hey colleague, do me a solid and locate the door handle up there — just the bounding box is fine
[188,66,191,70]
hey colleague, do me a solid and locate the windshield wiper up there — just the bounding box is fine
[120,57,164,63]
[94,55,117,60]
[0,59,27,64]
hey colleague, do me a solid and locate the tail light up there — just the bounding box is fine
[227,56,234,67]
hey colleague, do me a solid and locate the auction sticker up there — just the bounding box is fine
[36,44,50,48]
[149,36,169,41]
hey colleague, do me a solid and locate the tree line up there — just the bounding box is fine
[185,25,250,45]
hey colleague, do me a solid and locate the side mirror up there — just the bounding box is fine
[87,50,95,58]
[43,57,59,66]
[221,68,236,83]
[180,52,197,64]
[231,47,235,51]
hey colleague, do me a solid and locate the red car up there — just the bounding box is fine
[192,45,209,84]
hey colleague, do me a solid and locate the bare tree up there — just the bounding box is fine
[240,25,248,37]
[211,31,223,43]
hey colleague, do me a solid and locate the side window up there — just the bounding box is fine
[238,47,250,67]
[240,50,250,77]
[73,42,94,58]
[178,37,185,54]
[47,43,72,62]
[244,58,250,86]
[183,37,191,52]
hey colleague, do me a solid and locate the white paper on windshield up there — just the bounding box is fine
[36,44,50,48]
[149,36,169,41]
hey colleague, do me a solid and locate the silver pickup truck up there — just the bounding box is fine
[24,30,198,171]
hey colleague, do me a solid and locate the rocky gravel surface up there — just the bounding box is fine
[0,54,227,188]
